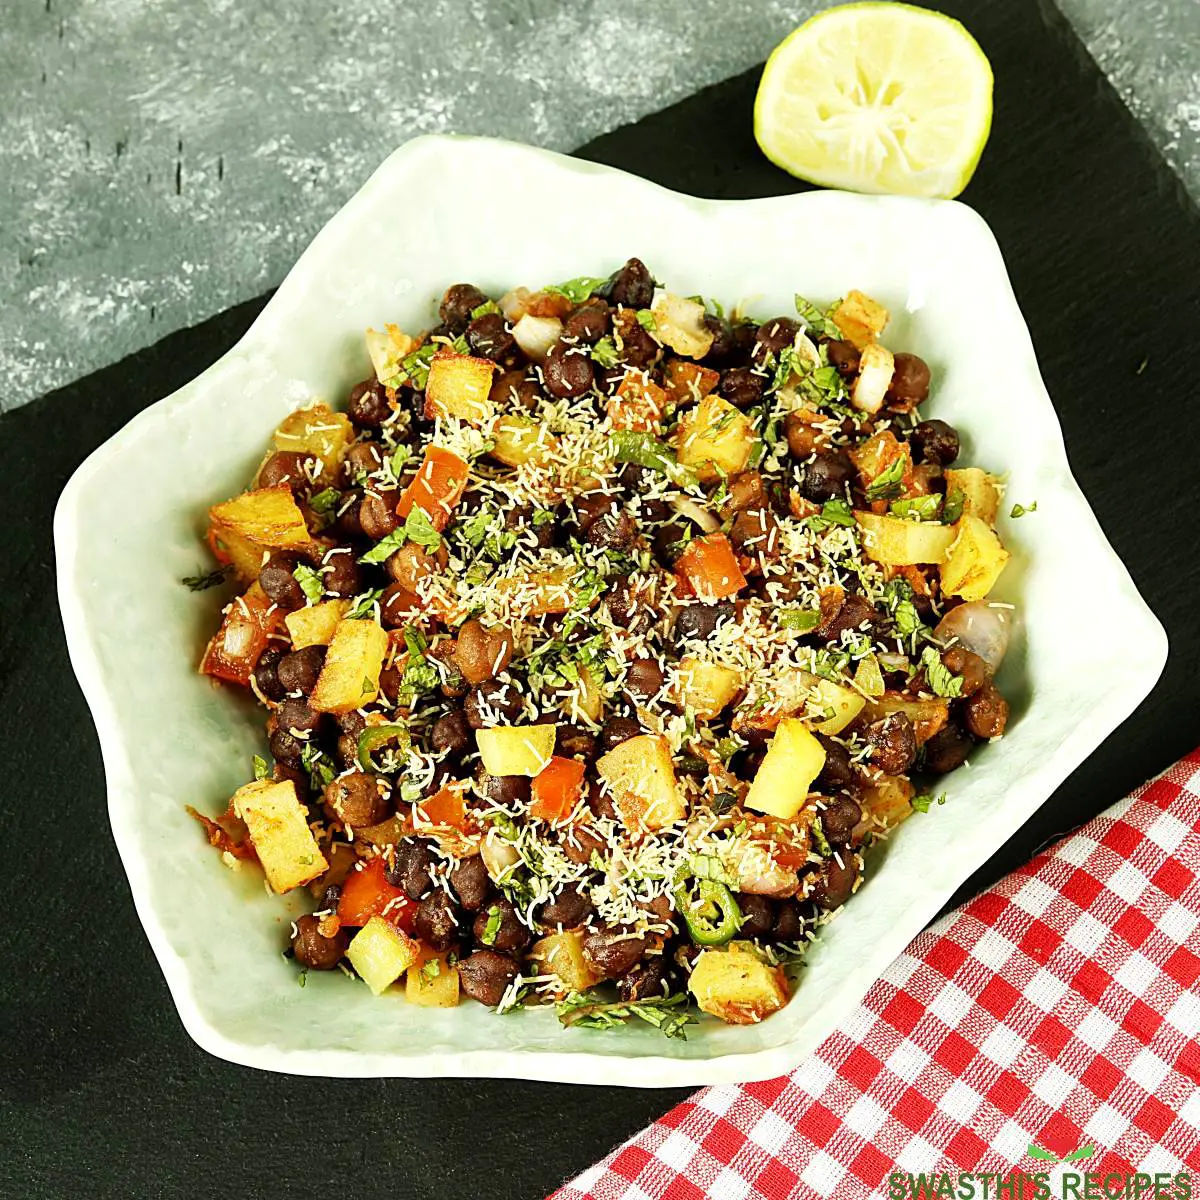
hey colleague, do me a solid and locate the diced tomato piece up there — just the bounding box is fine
[199,582,280,686]
[336,856,416,931]
[529,756,587,824]
[675,532,747,602]
[396,446,469,532]
[413,782,468,830]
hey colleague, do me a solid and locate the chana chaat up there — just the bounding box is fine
[190,258,1015,1034]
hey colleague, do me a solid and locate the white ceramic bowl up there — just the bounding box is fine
[55,135,1167,1086]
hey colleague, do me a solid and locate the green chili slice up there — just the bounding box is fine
[356,724,410,773]
[674,877,742,946]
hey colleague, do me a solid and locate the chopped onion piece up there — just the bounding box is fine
[670,495,720,533]
[935,600,1013,673]
[511,314,563,362]
[850,342,894,413]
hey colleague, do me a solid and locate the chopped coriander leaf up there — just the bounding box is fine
[793,294,842,340]
[545,276,608,305]
[182,564,233,591]
[864,456,906,502]
[890,494,941,521]
[1010,500,1038,518]
[609,430,698,488]
[532,507,556,528]
[590,336,619,368]
[293,563,325,604]
[556,990,696,1040]
[470,299,500,319]
[635,309,657,333]
[450,334,470,355]
[252,754,270,781]
[308,487,340,515]
[920,647,964,698]
[779,607,821,632]
[419,958,442,982]
[942,489,965,524]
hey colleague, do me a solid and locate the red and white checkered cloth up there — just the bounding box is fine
[554,751,1200,1199]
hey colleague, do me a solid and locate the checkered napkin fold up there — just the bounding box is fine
[554,751,1200,1199]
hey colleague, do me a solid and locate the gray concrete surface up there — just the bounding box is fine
[2,0,1197,411]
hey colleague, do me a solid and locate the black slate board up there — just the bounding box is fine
[3,2,1199,1197]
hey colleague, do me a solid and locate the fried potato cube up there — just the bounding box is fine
[231,778,327,893]
[490,414,555,467]
[347,916,420,996]
[859,775,915,833]
[675,393,756,483]
[607,372,667,432]
[945,467,1002,526]
[804,678,865,735]
[596,733,686,833]
[310,617,389,713]
[424,353,496,424]
[650,293,714,359]
[284,599,349,649]
[405,950,461,1007]
[663,359,720,406]
[491,567,576,616]
[531,931,601,991]
[940,514,1010,602]
[675,657,741,721]
[744,719,826,820]
[854,512,957,565]
[208,484,312,582]
[831,289,889,349]
[475,724,557,778]
[273,404,354,480]
[688,945,788,1025]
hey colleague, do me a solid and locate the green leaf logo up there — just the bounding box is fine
[1027,1143,1095,1163]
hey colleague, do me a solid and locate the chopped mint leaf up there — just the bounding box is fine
[793,294,842,340]
[890,494,941,521]
[556,990,696,1040]
[590,336,619,368]
[182,564,233,591]
[480,905,502,946]
[911,792,947,814]
[293,563,325,604]
[403,505,443,549]
[344,587,384,620]
[804,499,856,532]
[920,647,964,698]
[1010,501,1038,518]
[942,489,965,524]
[252,754,270,781]
[358,528,407,565]
[470,299,500,319]
[635,309,657,333]
[865,456,906,502]
[545,276,608,305]
[390,443,413,476]
[308,487,340,516]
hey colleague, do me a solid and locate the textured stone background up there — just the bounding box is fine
[2,0,1197,411]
